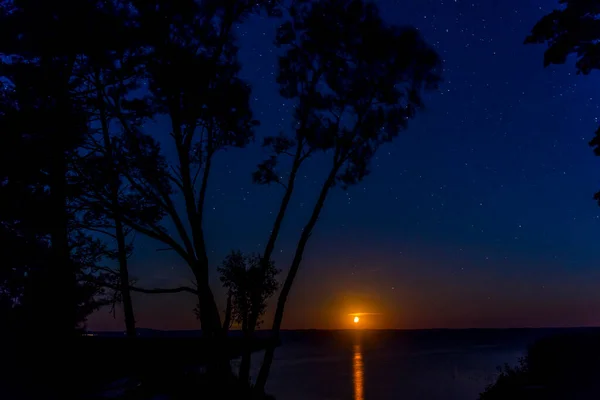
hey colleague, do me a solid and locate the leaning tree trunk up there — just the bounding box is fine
[241,144,304,384]
[254,167,338,391]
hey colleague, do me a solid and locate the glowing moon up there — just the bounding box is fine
[353,316,360,323]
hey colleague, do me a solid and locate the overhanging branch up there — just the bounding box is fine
[88,274,199,296]
[129,285,199,295]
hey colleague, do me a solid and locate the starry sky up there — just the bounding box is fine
[87,0,600,331]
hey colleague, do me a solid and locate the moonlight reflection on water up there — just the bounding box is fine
[353,344,364,400]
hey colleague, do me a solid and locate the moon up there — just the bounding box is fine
[353,316,360,323]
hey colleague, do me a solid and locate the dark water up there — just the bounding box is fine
[90,328,595,400]
[243,329,579,400]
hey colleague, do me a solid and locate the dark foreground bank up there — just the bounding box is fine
[480,330,600,399]
[0,335,278,400]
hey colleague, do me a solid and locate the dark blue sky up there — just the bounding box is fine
[89,0,600,331]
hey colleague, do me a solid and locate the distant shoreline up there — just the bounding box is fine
[88,326,600,335]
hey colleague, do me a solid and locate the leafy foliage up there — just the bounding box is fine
[257,0,442,190]
[525,1,600,74]
[526,1,600,207]
[0,0,282,339]
[105,0,276,337]
[218,251,279,330]
[0,0,125,334]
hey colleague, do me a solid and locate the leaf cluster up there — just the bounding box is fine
[256,0,442,189]
[218,250,280,330]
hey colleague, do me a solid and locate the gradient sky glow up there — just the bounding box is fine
[87,0,600,331]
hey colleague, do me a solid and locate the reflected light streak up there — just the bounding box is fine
[352,344,364,400]
[348,313,381,316]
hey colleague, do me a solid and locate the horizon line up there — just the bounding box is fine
[88,326,600,333]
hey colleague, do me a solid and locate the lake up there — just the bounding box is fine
[86,327,591,399]
[244,329,575,400]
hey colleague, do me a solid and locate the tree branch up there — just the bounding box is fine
[94,265,119,276]
[129,285,199,295]
[79,226,118,239]
[168,166,186,191]
[119,165,196,259]
[119,216,193,266]
[275,180,288,190]
[90,275,199,296]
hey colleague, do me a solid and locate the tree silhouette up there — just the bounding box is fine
[0,80,53,333]
[0,0,98,336]
[525,0,600,206]
[0,0,161,339]
[69,1,165,338]
[0,0,146,336]
[110,0,280,341]
[0,63,114,334]
[217,250,279,382]
[253,0,442,390]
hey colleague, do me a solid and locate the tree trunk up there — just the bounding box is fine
[194,270,230,381]
[238,315,252,383]
[195,270,223,338]
[50,150,75,336]
[197,290,215,338]
[247,143,303,338]
[239,144,304,388]
[38,93,77,400]
[42,55,78,338]
[95,71,137,337]
[262,143,303,263]
[239,344,252,384]
[49,100,77,339]
[115,218,136,337]
[255,166,338,391]
[223,291,232,332]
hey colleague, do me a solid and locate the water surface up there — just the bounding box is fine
[246,329,572,400]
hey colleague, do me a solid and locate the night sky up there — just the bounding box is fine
[88,0,600,331]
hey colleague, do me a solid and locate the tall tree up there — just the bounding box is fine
[71,1,163,337]
[112,0,279,339]
[525,0,600,203]
[253,0,442,390]
[0,0,119,337]
[0,77,112,399]
[0,3,132,397]
[0,79,52,333]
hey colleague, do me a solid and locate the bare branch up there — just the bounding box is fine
[119,216,193,266]
[275,180,288,190]
[129,285,199,295]
[168,166,186,191]
[298,147,313,164]
[79,226,118,239]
